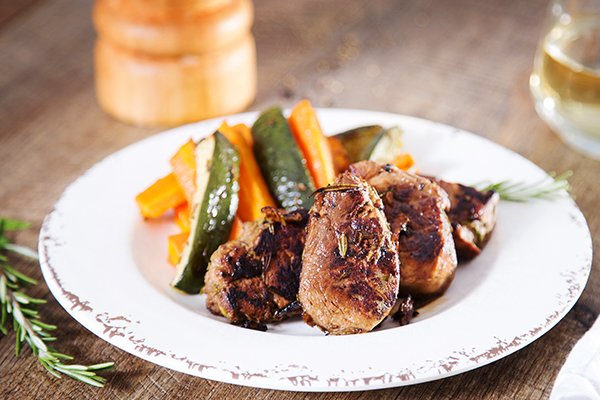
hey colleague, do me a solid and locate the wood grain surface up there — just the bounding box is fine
[1,0,598,398]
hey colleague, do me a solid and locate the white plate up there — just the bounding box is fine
[39,109,592,391]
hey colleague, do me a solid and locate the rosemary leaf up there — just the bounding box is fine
[56,364,94,371]
[0,219,31,232]
[3,264,38,286]
[311,183,362,197]
[337,233,348,258]
[40,360,62,379]
[5,244,40,261]
[15,326,22,356]
[0,305,7,334]
[86,362,116,371]
[50,351,75,361]
[30,319,57,331]
[19,308,39,318]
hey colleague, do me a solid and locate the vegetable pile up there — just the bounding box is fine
[135,100,413,294]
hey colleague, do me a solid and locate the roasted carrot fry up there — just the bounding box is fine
[170,139,196,204]
[327,137,351,174]
[169,210,242,265]
[218,122,276,222]
[174,203,191,232]
[288,100,336,188]
[229,216,244,240]
[167,231,189,266]
[393,153,415,171]
[135,173,186,219]
[232,123,254,147]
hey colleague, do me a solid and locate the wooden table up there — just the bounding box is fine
[1,0,598,398]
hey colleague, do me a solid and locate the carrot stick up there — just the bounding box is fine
[170,139,196,204]
[174,203,191,232]
[229,216,244,240]
[135,173,186,218]
[232,123,254,147]
[167,231,189,266]
[288,100,336,188]
[327,137,351,174]
[218,122,276,222]
[393,153,415,171]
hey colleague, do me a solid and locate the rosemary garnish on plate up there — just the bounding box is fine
[477,171,572,202]
[0,218,114,387]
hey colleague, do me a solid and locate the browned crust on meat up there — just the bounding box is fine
[204,207,307,325]
[350,161,457,299]
[299,172,400,335]
[429,178,499,261]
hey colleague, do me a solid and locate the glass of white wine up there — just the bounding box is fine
[530,0,600,159]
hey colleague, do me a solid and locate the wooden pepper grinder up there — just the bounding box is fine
[93,0,256,127]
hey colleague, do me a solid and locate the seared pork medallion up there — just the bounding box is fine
[349,161,457,299]
[299,172,400,335]
[204,207,307,328]
[427,178,499,261]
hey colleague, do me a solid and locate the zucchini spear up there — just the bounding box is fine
[171,132,240,294]
[252,107,315,209]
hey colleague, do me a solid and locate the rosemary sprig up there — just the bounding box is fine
[477,171,572,202]
[0,218,114,387]
[311,183,362,197]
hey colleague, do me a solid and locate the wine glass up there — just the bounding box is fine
[530,0,600,159]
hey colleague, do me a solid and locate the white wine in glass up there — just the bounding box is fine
[530,1,600,159]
